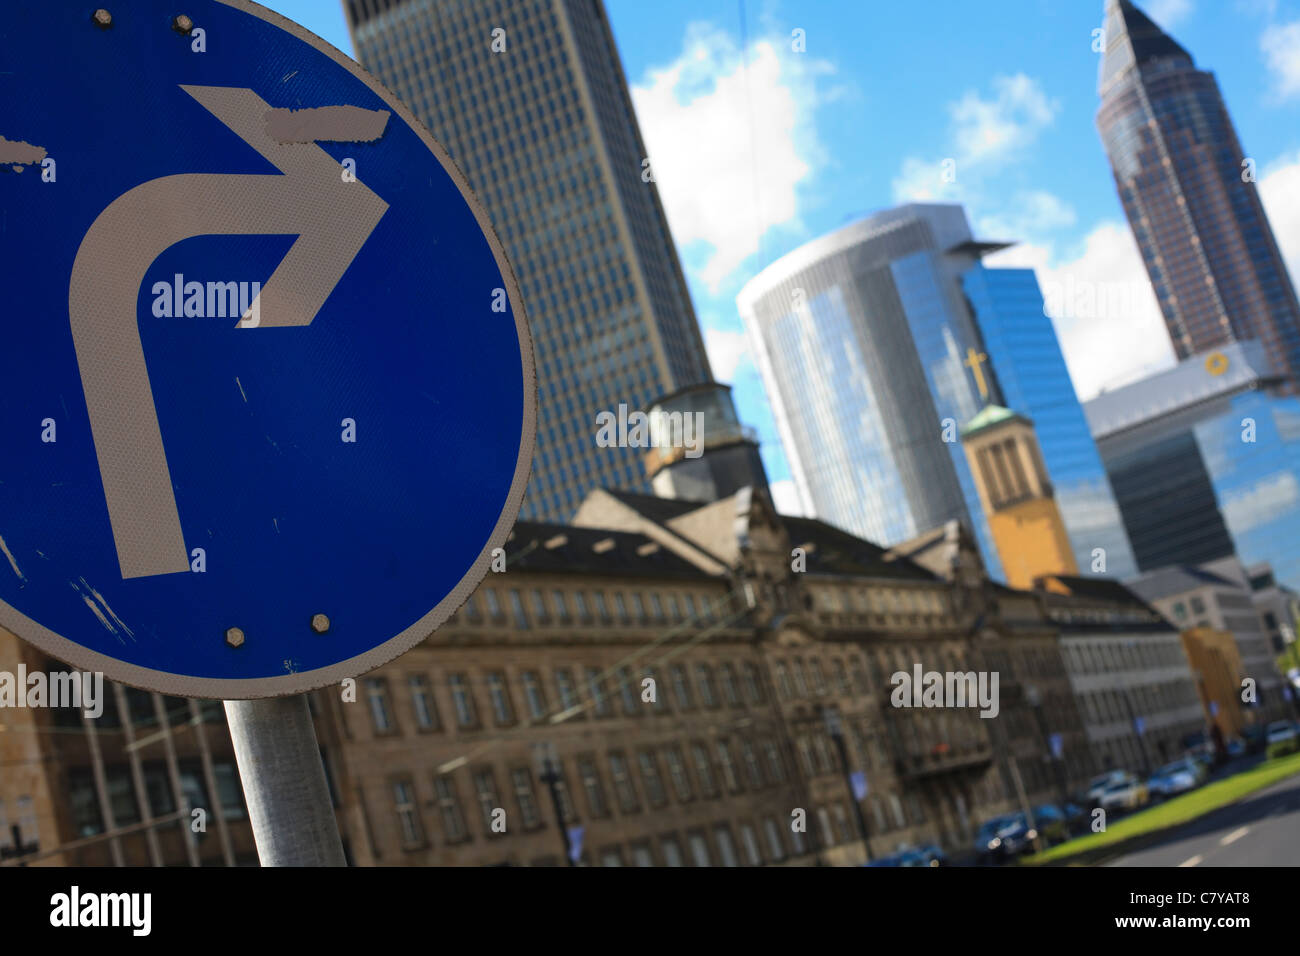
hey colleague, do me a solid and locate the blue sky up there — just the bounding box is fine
[266,0,1300,508]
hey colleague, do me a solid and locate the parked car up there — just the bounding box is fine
[1085,770,1135,804]
[897,844,947,867]
[1266,720,1299,745]
[1242,725,1268,755]
[1148,758,1204,798]
[1029,805,1070,845]
[1098,774,1149,811]
[974,813,1038,863]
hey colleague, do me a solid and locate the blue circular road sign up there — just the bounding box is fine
[0,1,536,697]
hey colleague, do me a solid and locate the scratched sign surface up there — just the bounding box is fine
[0,1,536,698]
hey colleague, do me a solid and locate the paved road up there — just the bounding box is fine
[1107,767,1300,867]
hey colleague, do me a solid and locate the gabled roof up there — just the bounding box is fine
[502,520,711,580]
[1126,564,1239,602]
[782,515,937,581]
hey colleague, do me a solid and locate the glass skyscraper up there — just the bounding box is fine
[1085,340,1300,591]
[345,0,713,520]
[1097,0,1300,389]
[738,204,1136,580]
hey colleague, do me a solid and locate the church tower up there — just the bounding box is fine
[960,405,1078,589]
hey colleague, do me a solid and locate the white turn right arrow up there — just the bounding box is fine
[68,85,390,580]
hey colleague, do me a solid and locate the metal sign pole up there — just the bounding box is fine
[224,695,345,866]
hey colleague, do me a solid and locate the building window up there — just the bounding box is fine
[553,589,571,624]
[763,818,786,862]
[594,590,611,623]
[638,751,668,807]
[409,674,440,731]
[555,668,579,712]
[660,835,685,867]
[831,659,850,696]
[573,591,591,624]
[763,740,787,783]
[719,664,741,706]
[664,747,693,802]
[511,768,542,830]
[600,847,624,867]
[521,671,547,721]
[612,666,638,716]
[740,739,765,788]
[509,589,529,629]
[107,767,140,826]
[791,659,809,696]
[774,662,793,700]
[742,662,765,703]
[472,768,501,836]
[484,588,504,622]
[670,665,693,710]
[366,678,395,734]
[393,780,424,848]
[530,589,549,624]
[810,659,828,696]
[585,667,612,717]
[649,593,666,622]
[448,674,478,728]
[631,843,654,867]
[643,667,668,711]
[433,775,468,842]
[486,672,515,726]
[577,756,609,818]
[614,592,630,624]
[214,763,247,821]
[687,831,713,867]
[740,823,763,865]
[695,664,719,709]
[608,752,640,813]
[630,593,647,623]
[690,742,719,797]
[712,740,742,794]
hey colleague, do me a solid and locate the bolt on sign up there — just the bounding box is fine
[0,1,536,698]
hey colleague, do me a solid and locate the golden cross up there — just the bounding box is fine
[964,347,990,400]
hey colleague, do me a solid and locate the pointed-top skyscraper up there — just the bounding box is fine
[1097,0,1300,390]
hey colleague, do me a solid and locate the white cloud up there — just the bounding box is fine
[1262,20,1300,100]
[1260,150,1300,285]
[1222,471,1300,533]
[768,478,806,517]
[630,24,824,291]
[975,190,1076,244]
[985,222,1177,401]
[703,327,749,382]
[1146,0,1195,27]
[892,74,1059,203]
[949,74,1057,166]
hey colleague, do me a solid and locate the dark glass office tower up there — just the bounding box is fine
[345,0,713,520]
[1096,0,1300,389]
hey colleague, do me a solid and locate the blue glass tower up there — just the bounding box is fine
[964,266,1138,579]
[739,204,1136,581]
[1086,340,1300,590]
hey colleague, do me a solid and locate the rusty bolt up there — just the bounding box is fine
[225,627,245,648]
[172,14,194,34]
[311,613,331,634]
[92,9,112,28]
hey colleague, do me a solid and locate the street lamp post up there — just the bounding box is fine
[1025,685,1070,808]
[1119,684,1152,775]
[822,705,872,863]
[534,742,575,866]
